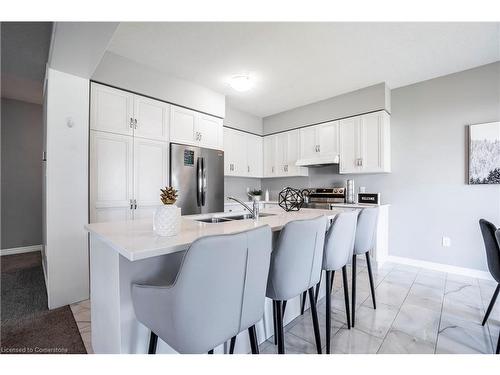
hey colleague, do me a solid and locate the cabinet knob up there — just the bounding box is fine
[129,118,134,128]
[134,119,138,129]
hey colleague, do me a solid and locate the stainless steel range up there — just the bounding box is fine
[302,188,346,209]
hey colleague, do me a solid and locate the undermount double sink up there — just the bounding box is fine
[196,212,276,224]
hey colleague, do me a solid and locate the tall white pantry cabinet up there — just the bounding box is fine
[90,83,170,223]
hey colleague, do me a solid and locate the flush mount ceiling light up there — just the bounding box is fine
[229,75,254,92]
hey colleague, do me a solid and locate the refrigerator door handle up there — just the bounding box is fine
[197,157,203,207]
[201,157,207,206]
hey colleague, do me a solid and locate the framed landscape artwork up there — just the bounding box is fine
[468,122,500,184]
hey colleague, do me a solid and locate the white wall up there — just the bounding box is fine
[45,68,89,308]
[92,52,225,118]
[224,105,263,135]
[262,62,500,272]
[263,82,390,135]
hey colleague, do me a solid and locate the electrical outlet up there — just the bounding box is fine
[442,236,451,248]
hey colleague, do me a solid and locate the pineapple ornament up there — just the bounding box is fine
[153,187,181,237]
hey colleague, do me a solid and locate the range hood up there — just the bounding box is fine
[295,154,340,167]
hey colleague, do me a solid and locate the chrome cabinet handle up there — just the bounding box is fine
[272,166,275,173]
[248,166,250,173]
[134,119,137,129]
[134,199,137,209]
[129,118,134,128]
[318,145,320,152]
[130,199,133,209]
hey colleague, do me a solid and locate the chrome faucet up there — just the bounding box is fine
[227,196,260,219]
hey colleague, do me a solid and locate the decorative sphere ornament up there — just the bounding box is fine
[278,187,304,212]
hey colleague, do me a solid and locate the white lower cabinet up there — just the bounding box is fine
[223,127,263,178]
[90,131,169,223]
[339,111,391,174]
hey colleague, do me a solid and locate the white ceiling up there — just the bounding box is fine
[107,22,500,118]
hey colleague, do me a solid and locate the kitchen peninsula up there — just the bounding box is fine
[85,207,345,354]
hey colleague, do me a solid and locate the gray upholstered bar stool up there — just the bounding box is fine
[131,226,272,354]
[351,207,379,327]
[266,215,327,354]
[321,210,359,353]
[479,220,500,355]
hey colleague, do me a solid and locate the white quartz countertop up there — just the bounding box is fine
[85,207,343,262]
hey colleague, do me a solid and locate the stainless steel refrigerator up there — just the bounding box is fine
[170,143,224,215]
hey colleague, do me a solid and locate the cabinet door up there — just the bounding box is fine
[318,121,340,163]
[133,138,169,219]
[231,130,248,176]
[90,83,134,136]
[247,134,263,177]
[133,95,170,141]
[90,131,133,223]
[360,111,391,173]
[263,135,277,177]
[339,116,362,174]
[170,105,196,145]
[275,133,287,176]
[223,127,234,175]
[285,130,302,175]
[298,126,318,163]
[197,114,223,150]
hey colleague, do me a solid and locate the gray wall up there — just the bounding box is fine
[262,62,500,272]
[224,105,263,135]
[92,52,225,118]
[224,177,262,203]
[263,82,390,135]
[1,98,43,249]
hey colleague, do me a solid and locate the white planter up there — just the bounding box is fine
[153,204,181,237]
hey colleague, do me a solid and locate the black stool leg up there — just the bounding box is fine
[248,325,259,354]
[282,300,287,318]
[308,287,322,354]
[229,336,236,354]
[365,251,377,310]
[342,265,351,329]
[300,291,307,315]
[275,300,285,354]
[208,349,214,354]
[351,254,357,327]
[273,300,278,345]
[496,332,499,354]
[325,271,332,354]
[315,271,323,304]
[148,331,158,354]
[482,284,500,326]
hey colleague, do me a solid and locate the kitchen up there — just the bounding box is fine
[1,15,500,367]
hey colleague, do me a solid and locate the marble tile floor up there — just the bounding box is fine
[70,261,499,354]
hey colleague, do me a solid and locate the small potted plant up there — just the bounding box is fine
[153,187,181,236]
[248,189,263,201]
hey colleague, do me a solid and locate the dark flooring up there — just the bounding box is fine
[1,252,86,354]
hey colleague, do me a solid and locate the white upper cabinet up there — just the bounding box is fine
[247,134,263,177]
[339,111,391,174]
[91,83,134,136]
[264,130,308,178]
[133,95,170,141]
[91,83,169,141]
[223,127,263,178]
[297,121,340,166]
[170,105,223,150]
[263,135,277,178]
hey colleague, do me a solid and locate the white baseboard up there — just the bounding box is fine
[385,255,494,281]
[0,244,42,256]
